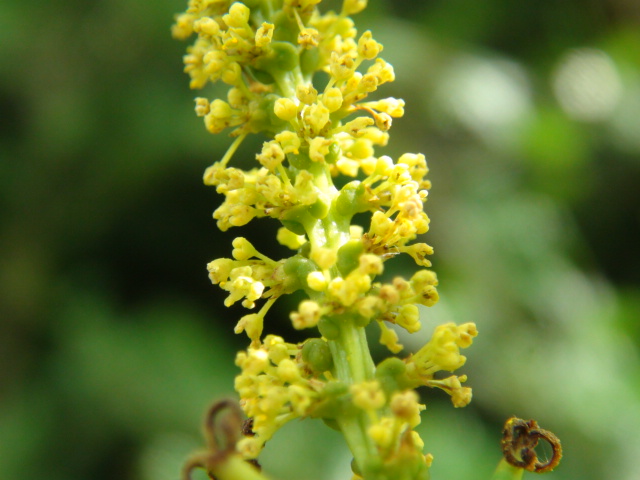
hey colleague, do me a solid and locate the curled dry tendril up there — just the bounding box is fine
[500,416,562,473]
[183,400,261,480]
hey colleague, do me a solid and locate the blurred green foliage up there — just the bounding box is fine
[1,1,639,479]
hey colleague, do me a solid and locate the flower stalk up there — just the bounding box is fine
[173,1,479,479]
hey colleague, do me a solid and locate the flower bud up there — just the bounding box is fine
[302,338,334,373]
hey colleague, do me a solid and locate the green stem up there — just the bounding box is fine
[329,317,380,478]
[213,455,272,480]
[304,155,380,478]
[219,133,247,167]
[273,70,298,98]
[329,317,375,384]
[491,459,524,480]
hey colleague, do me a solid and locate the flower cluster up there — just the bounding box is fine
[174,1,478,479]
[234,335,324,457]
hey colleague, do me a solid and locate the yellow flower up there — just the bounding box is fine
[409,323,478,377]
[351,380,386,411]
[290,300,322,329]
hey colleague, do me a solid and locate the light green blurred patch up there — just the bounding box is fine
[259,416,347,480]
[50,293,237,436]
[420,404,496,480]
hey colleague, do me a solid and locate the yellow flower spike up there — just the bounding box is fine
[175,1,480,477]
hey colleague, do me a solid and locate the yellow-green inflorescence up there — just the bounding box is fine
[174,1,478,479]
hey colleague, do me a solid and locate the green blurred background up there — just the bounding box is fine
[1,0,640,479]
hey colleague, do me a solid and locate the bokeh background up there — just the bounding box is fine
[2,0,640,479]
